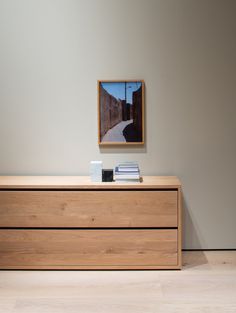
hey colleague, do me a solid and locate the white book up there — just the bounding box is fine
[114,175,140,179]
[115,179,141,183]
[117,161,138,166]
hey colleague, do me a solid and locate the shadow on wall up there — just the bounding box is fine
[99,145,147,154]
[182,195,208,268]
[183,196,206,249]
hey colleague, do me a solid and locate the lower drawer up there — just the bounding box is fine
[0,229,178,269]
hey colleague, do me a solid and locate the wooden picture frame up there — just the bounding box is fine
[98,80,145,145]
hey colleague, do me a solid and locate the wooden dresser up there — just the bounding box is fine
[0,176,182,269]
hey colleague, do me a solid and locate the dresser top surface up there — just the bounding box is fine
[0,176,181,189]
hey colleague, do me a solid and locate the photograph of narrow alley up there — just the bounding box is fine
[98,81,144,144]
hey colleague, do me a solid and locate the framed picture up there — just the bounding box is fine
[98,80,144,145]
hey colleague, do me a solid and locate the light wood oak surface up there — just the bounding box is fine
[0,190,177,227]
[0,175,182,269]
[0,229,178,269]
[0,251,235,313]
[0,176,181,189]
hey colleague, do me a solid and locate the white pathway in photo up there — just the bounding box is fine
[102,119,133,142]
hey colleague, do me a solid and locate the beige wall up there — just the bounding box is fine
[0,0,235,249]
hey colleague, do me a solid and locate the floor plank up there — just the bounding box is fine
[0,251,235,313]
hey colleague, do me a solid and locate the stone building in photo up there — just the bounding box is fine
[132,86,143,140]
[99,85,123,140]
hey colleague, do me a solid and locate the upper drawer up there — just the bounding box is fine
[0,190,178,227]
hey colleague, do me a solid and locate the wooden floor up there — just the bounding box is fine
[0,251,236,313]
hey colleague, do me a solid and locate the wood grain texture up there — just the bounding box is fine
[0,176,181,190]
[0,229,178,269]
[0,252,235,313]
[177,186,182,268]
[0,175,182,269]
[0,190,177,228]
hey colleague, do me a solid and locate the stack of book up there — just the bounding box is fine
[114,162,140,182]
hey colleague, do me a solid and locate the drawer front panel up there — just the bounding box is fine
[0,191,178,227]
[0,229,178,269]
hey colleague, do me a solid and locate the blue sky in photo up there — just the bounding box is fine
[101,82,141,104]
